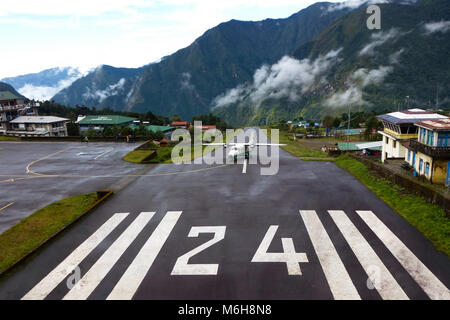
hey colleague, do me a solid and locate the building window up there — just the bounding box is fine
[385,137,389,144]
[438,133,449,147]
[393,140,397,149]
[425,162,430,176]
[419,159,423,173]
[408,150,411,161]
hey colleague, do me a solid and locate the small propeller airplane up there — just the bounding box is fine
[203,131,286,161]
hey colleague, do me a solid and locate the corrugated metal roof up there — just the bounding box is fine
[356,141,383,149]
[338,142,382,151]
[415,119,450,131]
[10,116,69,124]
[128,124,175,132]
[77,115,137,125]
[377,109,447,124]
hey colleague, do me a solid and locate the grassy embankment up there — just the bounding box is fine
[336,154,449,256]
[265,128,336,161]
[123,129,242,164]
[0,193,105,275]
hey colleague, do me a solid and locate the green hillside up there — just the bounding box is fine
[215,0,450,126]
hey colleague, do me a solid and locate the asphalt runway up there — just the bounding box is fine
[0,129,449,300]
[0,141,140,234]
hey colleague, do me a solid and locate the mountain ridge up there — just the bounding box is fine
[51,2,355,118]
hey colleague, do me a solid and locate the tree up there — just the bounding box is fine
[103,127,113,137]
[67,122,80,136]
[322,115,334,136]
[154,131,164,140]
[171,114,182,122]
[120,126,133,136]
[364,116,381,140]
[333,117,341,128]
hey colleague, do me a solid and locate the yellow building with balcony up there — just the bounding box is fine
[377,109,448,163]
[404,119,450,186]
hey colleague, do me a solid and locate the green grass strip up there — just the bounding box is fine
[0,136,20,141]
[335,154,450,257]
[122,149,156,163]
[0,193,100,274]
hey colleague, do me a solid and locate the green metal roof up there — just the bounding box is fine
[77,115,137,125]
[128,124,175,132]
[147,125,175,133]
[338,142,382,151]
[0,91,22,101]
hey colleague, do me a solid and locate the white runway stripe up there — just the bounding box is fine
[357,210,450,300]
[300,210,360,300]
[328,210,409,300]
[63,212,155,300]
[107,211,183,300]
[22,213,128,300]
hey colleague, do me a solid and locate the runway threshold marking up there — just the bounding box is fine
[63,212,155,300]
[22,209,449,300]
[300,210,361,300]
[22,213,128,300]
[0,202,14,212]
[328,210,409,300]
[357,210,450,300]
[108,211,182,300]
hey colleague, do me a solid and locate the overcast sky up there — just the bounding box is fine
[1,0,350,79]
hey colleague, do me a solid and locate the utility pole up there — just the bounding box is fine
[347,105,351,151]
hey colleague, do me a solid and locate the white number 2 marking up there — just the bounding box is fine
[171,226,226,275]
[252,225,308,275]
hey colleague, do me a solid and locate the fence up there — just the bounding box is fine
[351,154,450,215]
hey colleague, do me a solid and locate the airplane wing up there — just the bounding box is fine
[254,143,286,146]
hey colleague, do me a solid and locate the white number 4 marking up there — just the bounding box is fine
[252,225,308,275]
[171,226,226,275]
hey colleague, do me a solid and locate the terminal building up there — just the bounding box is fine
[404,119,450,186]
[8,116,69,137]
[0,91,39,134]
[76,115,138,133]
[377,109,448,163]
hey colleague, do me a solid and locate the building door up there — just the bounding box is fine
[412,152,416,168]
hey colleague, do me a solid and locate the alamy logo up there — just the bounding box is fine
[367,5,381,30]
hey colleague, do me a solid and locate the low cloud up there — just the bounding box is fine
[180,72,195,91]
[82,78,126,103]
[351,66,393,86]
[389,48,405,64]
[327,0,388,12]
[18,75,80,101]
[213,49,342,109]
[325,65,393,108]
[423,20,450,34]
[327,0,417,11]
[325,86,363,108]
[359,28,404,56]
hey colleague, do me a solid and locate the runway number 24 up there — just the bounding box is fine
[170,225,308,276]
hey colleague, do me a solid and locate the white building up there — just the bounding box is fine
[377,109,448,163]
[8,116,69,137]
